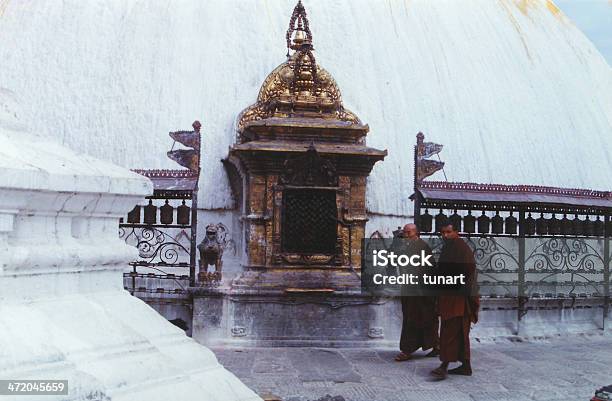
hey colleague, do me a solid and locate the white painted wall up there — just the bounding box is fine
[0,0,609,218]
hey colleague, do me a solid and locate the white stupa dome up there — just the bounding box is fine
[0,88,24,131]
[0,0,609,216]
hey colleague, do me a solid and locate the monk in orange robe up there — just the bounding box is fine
[394,224,439,362]
[430,221,479,379]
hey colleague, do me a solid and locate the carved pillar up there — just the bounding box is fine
[349,175,367,268]
[247,173,267,267]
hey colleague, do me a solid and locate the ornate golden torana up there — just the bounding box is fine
[236,0,361,136]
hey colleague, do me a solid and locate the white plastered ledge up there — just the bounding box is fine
[0,88,261,401]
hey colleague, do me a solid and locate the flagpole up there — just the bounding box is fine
[414,132,424,228]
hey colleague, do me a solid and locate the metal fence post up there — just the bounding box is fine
[517,210,526,335]
[604,214,610,331]
[131,264,136,296]
[190,192,198,287]
[413,134,421,227]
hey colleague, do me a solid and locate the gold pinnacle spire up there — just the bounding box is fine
[286,0,313,55]
[236,0,362,135]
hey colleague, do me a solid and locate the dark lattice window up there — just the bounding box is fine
[281,188,337,254]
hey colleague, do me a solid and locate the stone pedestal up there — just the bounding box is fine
[192,288,611,346]
[192,286,401,347]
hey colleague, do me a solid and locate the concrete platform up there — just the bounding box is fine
[213,333,612,401]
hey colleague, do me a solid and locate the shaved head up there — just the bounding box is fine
[402,223,419,239]
[440,223,460,240]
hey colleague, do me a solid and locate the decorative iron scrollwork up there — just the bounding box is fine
[121,226,191,266]
[525,237,603,274]
[418,234,605,298]
[523,237,605,297]
[471,237,519,274]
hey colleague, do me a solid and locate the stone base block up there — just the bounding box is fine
[192,287,402,347]
[192,289,611,347]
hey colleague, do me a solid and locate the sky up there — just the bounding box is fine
[555,0,612,65]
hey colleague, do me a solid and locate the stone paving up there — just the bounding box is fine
[213,334,612,401]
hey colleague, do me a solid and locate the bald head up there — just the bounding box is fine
[402,223,419,240]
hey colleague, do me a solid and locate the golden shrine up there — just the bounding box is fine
[192,1,389,346]
[225,0,386,292]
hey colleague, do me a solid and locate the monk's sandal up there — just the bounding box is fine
[448,365,472,376]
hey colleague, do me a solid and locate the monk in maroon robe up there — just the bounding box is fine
[430,221,479,379]
[394,224,439,361]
